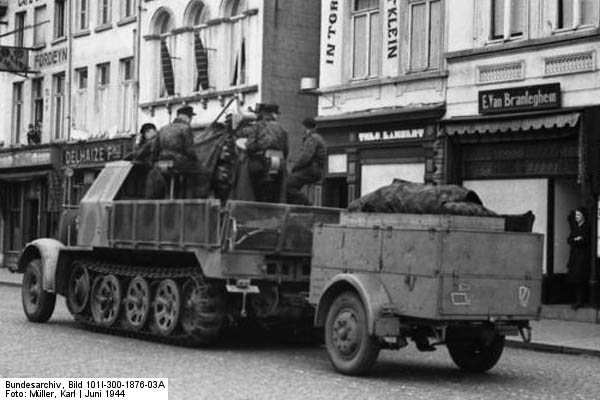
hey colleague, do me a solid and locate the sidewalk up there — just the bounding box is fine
[2,267,600,357]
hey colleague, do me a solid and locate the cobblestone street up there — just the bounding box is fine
[1,285,599,400]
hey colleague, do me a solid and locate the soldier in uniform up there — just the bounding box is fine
[133,123,157,163]
[240,103,289,203]
[286,117,326,205]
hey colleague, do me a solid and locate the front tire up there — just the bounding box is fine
[21,259,56,323]
[324,291,380,375]
[446,328,505,373]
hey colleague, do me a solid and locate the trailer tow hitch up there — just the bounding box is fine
[519,325,532,343]
[226,279,260,318]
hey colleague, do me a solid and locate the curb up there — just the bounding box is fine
[0,280,21,288]
[506,339,600,358]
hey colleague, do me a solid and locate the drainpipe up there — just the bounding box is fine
[66,0,73,141]
[133,1,143,135]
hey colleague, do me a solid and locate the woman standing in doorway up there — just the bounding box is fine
[566,207,591,310]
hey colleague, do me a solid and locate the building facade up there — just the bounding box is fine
[138,0,321,152]
[315,0,447,208]
[0,0,135,269]
[443,0,600,305]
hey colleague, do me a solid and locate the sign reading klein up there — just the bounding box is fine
[479,83,561,114]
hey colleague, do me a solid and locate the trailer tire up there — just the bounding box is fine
[325,291,380,375]
[21,259,56,323]
[447,330,505,373]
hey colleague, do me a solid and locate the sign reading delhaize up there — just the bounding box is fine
[479,83,561,114]
[63,140,132,167]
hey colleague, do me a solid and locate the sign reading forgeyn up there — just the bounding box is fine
[479,83,561,114]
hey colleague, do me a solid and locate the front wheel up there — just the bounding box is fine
[324,291,380,375]
[21,259,56,323]
[446,328,505,373]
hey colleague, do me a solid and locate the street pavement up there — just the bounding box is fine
[2,272,600,399]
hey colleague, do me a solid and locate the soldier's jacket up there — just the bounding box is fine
[242,120,289,158]
[292,130,326,172]
[154,117,197,170]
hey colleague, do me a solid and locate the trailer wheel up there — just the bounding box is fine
[21,258,56,323]
[180,277,226,344]
[325,291,380,375]
[447,330,505,373]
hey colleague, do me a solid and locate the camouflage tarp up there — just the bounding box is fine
[348,179,497,216]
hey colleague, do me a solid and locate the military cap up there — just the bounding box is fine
[140,123,157,134]
[177,105,196,117]
[302,117,316,129]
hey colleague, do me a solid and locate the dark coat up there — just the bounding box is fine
[155,117,197,171]
[566,211,591,285]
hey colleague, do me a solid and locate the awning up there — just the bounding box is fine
[443,111,581,136]
[0,170,49,182]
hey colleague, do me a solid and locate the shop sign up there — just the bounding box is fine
[325,0,339,64]
[479,83,561,114]
[358,129,424,143]
[0,149,51,169]
[33,47,68,70]
[63,141,130,167]
[0,46,29,73]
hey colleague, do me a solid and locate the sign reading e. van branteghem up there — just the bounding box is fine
[478,83,561,114]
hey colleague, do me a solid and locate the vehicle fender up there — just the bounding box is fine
[18,238,65,293]
[314,273,393,335]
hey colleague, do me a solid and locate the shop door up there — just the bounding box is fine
[323,177,348,208]
[23,198,40,243]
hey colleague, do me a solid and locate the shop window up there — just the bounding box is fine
[409,0,442,71]
[15,12,25,47]
[119,58,134,132]
[76,0,89,32]
[54,0,66,39]
[351,0,381,79]
[557,0,597,30]
[99,0,112,26]
[490,0,526,40]
[151,8,175,98]
[52,72,65,140]
[96,63,111,134]
[7,187,22,251]
[31,78,44,134]
[74,68,88,130]
[33,6,47,46]
[12,82,23,144]
[121,0,136,20]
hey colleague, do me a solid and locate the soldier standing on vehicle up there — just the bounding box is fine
[240,103,289,203]
[286,117,326,205]
[133,123,158,163]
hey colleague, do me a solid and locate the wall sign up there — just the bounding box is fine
[0,149,52,169]
[33,47,68,70]
[17,0,43,8]
[325,0,339,64]
[386,0,398,58]
[479,83,561,114]
[358,129,424,143]
[63,140,132,167]
[0,46,29,73]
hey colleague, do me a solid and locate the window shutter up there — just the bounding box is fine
[194,33,210,91]
[492,0,505,38]
[160,40,175,96]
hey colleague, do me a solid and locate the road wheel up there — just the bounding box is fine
[67,262,90,315]
[123,276,151,331]
[324,291,380,375]
[90,275,122,327]
[180,277,226,344]
[21,258,56,323]
[153,279,181,336]
[446,329,505,373]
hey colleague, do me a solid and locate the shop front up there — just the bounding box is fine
[315,105,445,208]
[0,144,62,270]
[442,83,600,305]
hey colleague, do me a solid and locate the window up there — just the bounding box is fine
[12,82,23,144]
[152,9,175,97]
[74,68,88,130]
[96,63,111,133]
[33,6,47,46]
[52,73,65,139]
[351,0,381,79]
[121,0,136,19]
[15,12,25,47]
[119,58,134,132]
[491,0,526,40]
[409,0,442,71]
[99,0,112,25]
[76,0,89,31]
[557,0,597,29]
[32,78,44,129]
[54,0,66,39]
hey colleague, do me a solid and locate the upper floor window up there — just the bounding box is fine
[351,0,381,79]
[99,0,112,26]
[54,0,66,39]
[12,82,23,144]
[32,78,44,128]
[409,0,442,71]
[77,67,88,90]
[226,0,247,17]
[97,63,111,87]
[491,0,526,40]
[33,6,47,46]
[52,73,65,139]
[152,9,175,97]
[15,12,25,47]
[121,0,136,20]
[76,0,89,31]
[557,0,597,29]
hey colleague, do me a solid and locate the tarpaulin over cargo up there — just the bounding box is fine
[348,179,497,216]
